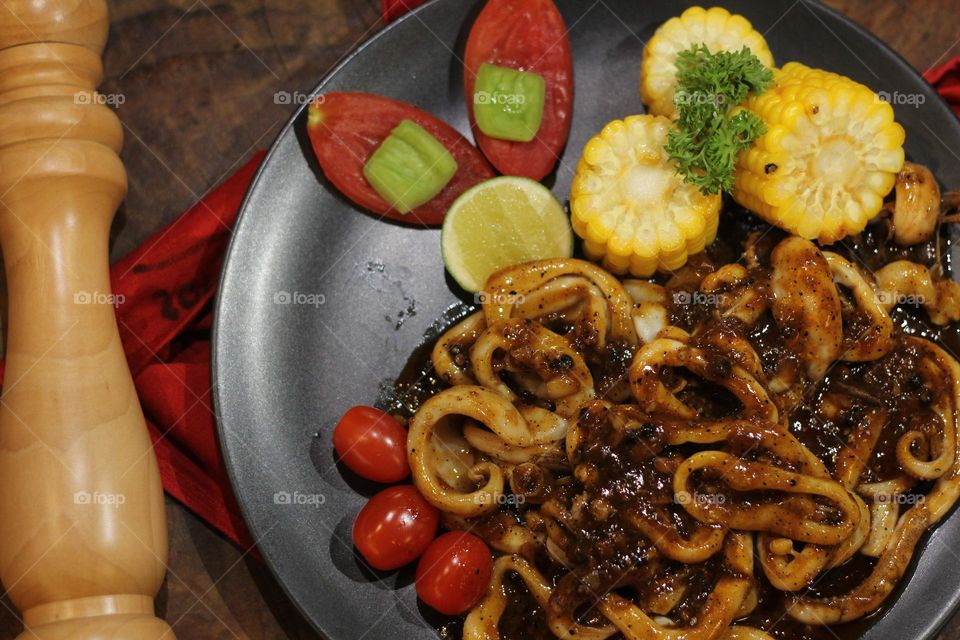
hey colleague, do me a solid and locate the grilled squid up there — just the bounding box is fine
[895,338,957,480]
[409,386,533,516]
[625,280,671,345]
[674,451,861,546]
[463,555,615,640]
[626,510,726,564]
[598,533,755,640]
[789,336,960,623]
[788,506,929,624]
[630,338,778,423]
[823,252,894,361]
[890,162,941,246]
[470,318,594,417]
[874,260,960,325]
[770,237,843,381]
[463,423,560,466]
[483,258,637,346]
[399,247,960,638]
[699,264,771,326]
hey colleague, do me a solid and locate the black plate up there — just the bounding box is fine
[213,1,960,638]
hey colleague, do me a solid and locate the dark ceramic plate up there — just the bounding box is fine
[212,1,960,638]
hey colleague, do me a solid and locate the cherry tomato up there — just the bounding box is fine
[307,92,495,226]
[464,0,574,181]
[415,531,493,615]
[353,485,439,571]
[333,406,410,483]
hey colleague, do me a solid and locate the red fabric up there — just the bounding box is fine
[925,57,960,118]
[382,0,426,23]
[6,39,958,551]
[114,152,265,550]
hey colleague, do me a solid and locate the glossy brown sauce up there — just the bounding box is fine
[387,205,960,640]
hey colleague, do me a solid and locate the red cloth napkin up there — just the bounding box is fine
[114,152,265,550]
[382,0,426,23]
[925,58,960,118]
[6,25,955,549]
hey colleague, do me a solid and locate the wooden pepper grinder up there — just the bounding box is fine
[0,1,173,638]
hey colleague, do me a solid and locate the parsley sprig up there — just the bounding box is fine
[665,45,773,195]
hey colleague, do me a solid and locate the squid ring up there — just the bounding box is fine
[700,264,771,327]
[673,451,860,545]
[463,555,615,640]
[894,338,959,482]
[512,275,612,350]
[471,318,595,417]
[823,252,894,362]
[598,533,754,640]
[408,386,534,516]
[625,511,726,563]
[630,338,778,423]
[787,506,929,625]
[483,258,637,345]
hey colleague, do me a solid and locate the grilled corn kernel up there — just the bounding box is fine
[571,115,721,277]
[641,6,774,118]
[733,62,905,243]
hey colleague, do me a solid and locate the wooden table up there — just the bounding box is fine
[0,0,957,637]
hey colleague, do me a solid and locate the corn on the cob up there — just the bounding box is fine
[734,62,906,243]
[641,6,774,119]
[571,115,721,277]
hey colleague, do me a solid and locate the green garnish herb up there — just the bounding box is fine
[665,44,773,195]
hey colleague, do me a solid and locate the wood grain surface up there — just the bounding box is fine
[0,2,172,638]
[1,0,959,638]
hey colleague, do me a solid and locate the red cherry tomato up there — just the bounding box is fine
[333,406,410,483]
[353,486,439,571]
[415,531,493,615]
[307,92,495,226]
[464,0,574,181]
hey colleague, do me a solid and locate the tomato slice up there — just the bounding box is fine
[307,92,495,226]
[464,0,574,181]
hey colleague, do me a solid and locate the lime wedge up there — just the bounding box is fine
[441,177,574,293]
